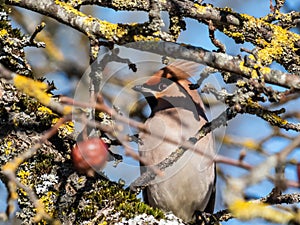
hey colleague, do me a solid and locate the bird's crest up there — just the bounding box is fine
[145,59,200,84]
[168,59,202,79]
[143,60,206,114]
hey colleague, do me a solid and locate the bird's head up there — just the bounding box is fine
[132,60,206,118]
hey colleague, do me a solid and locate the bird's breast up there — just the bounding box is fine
[138,108,215,221]
[139,107,206,165]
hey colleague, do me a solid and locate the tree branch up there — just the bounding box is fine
[127,41,300,89]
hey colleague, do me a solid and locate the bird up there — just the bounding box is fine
[132,60,216,222]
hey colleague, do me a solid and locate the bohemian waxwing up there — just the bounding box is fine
[133,60,216,222]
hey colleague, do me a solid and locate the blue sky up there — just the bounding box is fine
[1,1,300,224]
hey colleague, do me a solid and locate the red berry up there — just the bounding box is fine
[71,138,108,176]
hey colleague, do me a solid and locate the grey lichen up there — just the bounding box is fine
[0,4,31,76]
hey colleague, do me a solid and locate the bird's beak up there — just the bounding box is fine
[132,84,154,94]
[132,84,158,99]
[132,84,144,92]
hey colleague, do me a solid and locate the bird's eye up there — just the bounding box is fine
[158,82,168,91]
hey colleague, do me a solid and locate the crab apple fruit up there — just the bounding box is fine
[71,138,108,176]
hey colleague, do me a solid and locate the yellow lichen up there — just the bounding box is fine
[240,13,300,65]
[52,118,74,136]
[133,35,160,42]
[17,170,31,181]
[13,75,51,106]
[38,106,53,115]
[239,59,271,80]
[40,191,58,217]
[236,80,246,87]
[99,222,108,225]
[68,0,83,7]
[18,188,28,197]
[83,16,130,40]
[255,37,268,46]
[33,198,56,223]
[248,54,256,60]
[55,0,146,41]
[112,0,148,9]
[247,99,288,126]
[77,176,86,184]
[222,7,233,12]
[259,66,271,75]
[194,3,207,14]
[223,28,245,42]
[251,70,258,79]
[239,61,251,74]
[4,140,13,155]
[0,29,8,37]
[229,200,294,223]
[272,114,288,125]
[170,16,181,36]
[54,0,85,17]
[98,20,128,39]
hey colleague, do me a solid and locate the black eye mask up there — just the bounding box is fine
[142,78,173,92]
